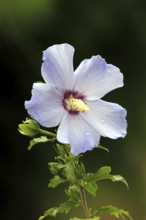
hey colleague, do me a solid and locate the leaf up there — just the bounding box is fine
[96,145,110,153]
[65,185,80,203]
[48,162,65,175]
[76,161,86,179]
[83,167,129,198]
[112,175,129,189]
[48,175,67,188]
[28,136,50,150]
[85,182,98,197]
[70,217,101,220]
[63,161,76,180]
[39,201,77,220]
[83,166,112,183]
[98,205,133,219]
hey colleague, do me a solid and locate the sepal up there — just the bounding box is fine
[18,118,40,137]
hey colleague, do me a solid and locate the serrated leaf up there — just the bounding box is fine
[48,162,65,175]
[83,167,128,188]
[98,205,133,219]
[70,217,101,220]
[39,201,77,220]
[63,161,75,180]
[95,166,113,181]
[48,175,67,188]
[112,175,129,189]
[84,166,112,183]
[28,136,50,150]
[65,185,80,203]
[85,182,98,197]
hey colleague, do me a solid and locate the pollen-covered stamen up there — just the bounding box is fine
[65,95,89,112]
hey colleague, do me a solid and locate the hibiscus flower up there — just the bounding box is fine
[25,43,127,155]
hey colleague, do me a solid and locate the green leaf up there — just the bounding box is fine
[48,162,65,175]
[55,143,68,157]
[85,182,98,197]
[76,161,86,179]
[98,205,133,219]
[94,166,114,181]
[63,161,76,180]
[65,185,80,203]
[48,175,67,188]
[39,201,77,220]
[70,217,101,220]
[96,145,109,153]
[28,136,50,150]
[83,166,112,183]
[83,167,128,188]
[112,175,129,189]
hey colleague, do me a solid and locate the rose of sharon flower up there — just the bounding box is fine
[25,43,127,156]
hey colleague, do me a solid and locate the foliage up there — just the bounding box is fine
[18,119,133,220]
[38,144,132,220]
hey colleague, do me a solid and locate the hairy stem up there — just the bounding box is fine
[79,186,90,219]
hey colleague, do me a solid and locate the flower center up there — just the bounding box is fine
[65,94,89,113]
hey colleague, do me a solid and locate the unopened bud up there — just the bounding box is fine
[18,118,40,137]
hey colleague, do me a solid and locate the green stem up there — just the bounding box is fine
[40,129,56,138]
[79,186,90,219]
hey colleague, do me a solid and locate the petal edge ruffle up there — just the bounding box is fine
[41,43,75,91]
[81,100,127,139]
[25,83,65,128]
[74,55,123,100]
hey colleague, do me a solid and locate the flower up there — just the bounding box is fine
[25,43,127,156]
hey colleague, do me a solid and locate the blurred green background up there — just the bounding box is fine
[1,0,146,219]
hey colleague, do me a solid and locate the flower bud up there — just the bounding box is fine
[18,118,40,137]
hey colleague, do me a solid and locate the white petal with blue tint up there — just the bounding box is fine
[25,43,127,156]
[74,55,123,100]
[25,83,65,127]
[57,113,100,155]
[41,43,75,90]
[81,100,127,139]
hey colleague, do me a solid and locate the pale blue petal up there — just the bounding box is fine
[25,83,65,127]
[57,113,100,155]
[81,100,127,139]
[74,55,123,100]
[41,43,75,90]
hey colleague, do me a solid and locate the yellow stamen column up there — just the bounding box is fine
[65,95,89,112]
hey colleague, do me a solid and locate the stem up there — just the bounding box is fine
[79,186,90,219]
[40,129,56,137]
[72,160,90,219]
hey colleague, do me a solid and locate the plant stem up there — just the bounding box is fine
[40,129,56,137]
[79,185,90,219]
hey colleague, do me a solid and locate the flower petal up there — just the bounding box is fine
[25,83,65,127]
[41,43,75,90]
[81,100,127,139]
[57,113,100,155]
[74,55,123,100]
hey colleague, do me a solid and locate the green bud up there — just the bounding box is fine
[18,118,41,137]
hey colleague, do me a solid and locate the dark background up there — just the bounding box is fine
[1,0,146,219]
